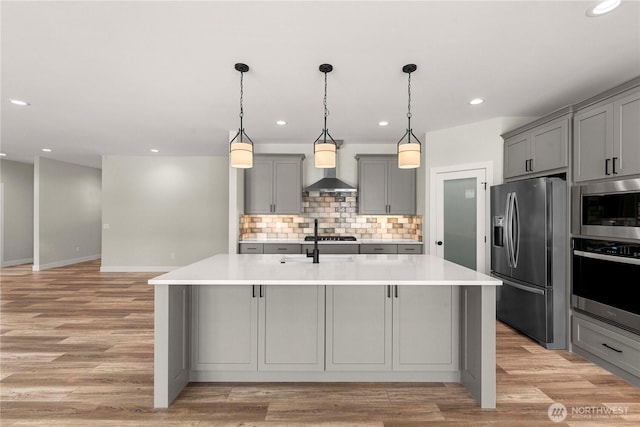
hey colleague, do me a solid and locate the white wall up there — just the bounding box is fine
[0,159,34,266]
[33,157,102,271]
[101,156,229,272]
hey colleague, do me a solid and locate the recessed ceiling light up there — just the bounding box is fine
[150,149,159,153]
[9,99,30,106]
[276,120,287,126]
[587,0,620,16]
[469,98,484,105]
[378,121,389,126]
[42,148,52,152]
[0,153,7,157]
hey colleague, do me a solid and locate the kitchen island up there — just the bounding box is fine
[149,254,501,409]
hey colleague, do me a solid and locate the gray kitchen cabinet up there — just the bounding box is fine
[239,243,264,254]
[191,285,258,371]
[572,312,640,386]
[359,244,398,254]
[258,285,325,371]
[263,243,301,254]
[245,154,304,214]
[191,284,324,372]
[356,155,416,215]
[503,112,570,179]
[573,84,640,182]
[326,285,392,371]
[326,285,456,372]
[301,243,359,254]
[397,244,423,254]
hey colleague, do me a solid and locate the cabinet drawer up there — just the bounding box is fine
[239,243,264,254]
[301,244,360,254]
[397,244,422,254]
[572,315,640,377]
[263,244,301,254]
[360,244,397,254]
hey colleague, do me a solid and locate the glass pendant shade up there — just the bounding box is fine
[315,142,336,168]
[398,141,421,169]
[230,140,253,168]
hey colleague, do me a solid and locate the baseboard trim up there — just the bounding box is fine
[32,254,101,271]
[100,266,178,273]
[2,257,34,268]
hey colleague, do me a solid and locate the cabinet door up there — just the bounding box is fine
[530,119,568,173]
[573,104,614,182]
[358,158,388,214]
[504,134,530,179]
[387,162,416,214]
[245,159,274,214]
[273,159,302,214]
[192,286,258,371]
[258,285,325,371]
[393,286,457,371]
[613,91,640,178]
[326,285,392,371]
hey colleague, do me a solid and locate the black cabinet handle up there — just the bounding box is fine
[436,241,443,246]
[374,247,384,251]
[252,285,256,298]
[259,285,264,298]
[387,285,391,298]
[529,158,534,171]
[602,343,622,353]
[612,157,618,174]
[277,248,287,251]
[605,158,611,175]
[394,285,398,298]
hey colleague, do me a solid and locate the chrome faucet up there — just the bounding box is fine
[306,218,320,263]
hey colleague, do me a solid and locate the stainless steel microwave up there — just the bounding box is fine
[572,178,640,240]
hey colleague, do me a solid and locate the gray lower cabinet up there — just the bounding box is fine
[301,243,359,254]
[356,155,416,215]
[263,244,301,254]
[191,285,324,372]
[359,244,398,254]
[503,113,570,179]
[573,85,640,182]
[245,154,304,214]
[572,312,640,385]
[326,285,456,372]
[239,243,264,254]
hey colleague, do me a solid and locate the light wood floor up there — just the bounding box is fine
[1,260,639,426]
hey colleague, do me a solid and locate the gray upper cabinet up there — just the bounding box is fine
[357,155,416,215]
[245,154,304,214]
[573,87,640,182]
[503,112,570,179]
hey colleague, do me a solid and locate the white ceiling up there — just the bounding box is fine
[2,1,639,169]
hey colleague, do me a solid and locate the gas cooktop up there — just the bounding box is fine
[304,236,357,242]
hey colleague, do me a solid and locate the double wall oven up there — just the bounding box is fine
[572,178,640,334]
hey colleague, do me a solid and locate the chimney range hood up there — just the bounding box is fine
[304,140,357,193]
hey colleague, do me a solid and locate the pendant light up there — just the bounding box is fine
[229,63,254,168]
[313,64,337,168]
[397,64,422,169]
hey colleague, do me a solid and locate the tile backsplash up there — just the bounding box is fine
[240,191,422,241]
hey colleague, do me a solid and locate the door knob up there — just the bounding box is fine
[436,241,443,246]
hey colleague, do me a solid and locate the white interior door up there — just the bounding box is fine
[430,164,491,273]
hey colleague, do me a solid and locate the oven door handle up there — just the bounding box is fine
[574,250,640,266]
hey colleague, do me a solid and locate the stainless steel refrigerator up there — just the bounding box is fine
[491,177,567,349]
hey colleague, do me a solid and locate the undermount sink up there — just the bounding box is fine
[279,255,355,264]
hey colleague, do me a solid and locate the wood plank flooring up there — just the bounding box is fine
[1,260,639,426]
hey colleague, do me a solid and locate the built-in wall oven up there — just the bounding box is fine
[572,178,640,240]
[572,238,640,334]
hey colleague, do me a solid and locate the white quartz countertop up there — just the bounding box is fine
[239,239,422,245]
[148,254,501,286]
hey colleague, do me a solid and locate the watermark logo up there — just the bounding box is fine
[548,402,568,423]
[548,402,629,422]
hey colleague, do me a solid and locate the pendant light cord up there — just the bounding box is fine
[407,71,412,142]
[323,71,329,141]
[239,71,244,141]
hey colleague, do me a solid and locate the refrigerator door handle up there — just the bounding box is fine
[504,192,513,267]
[504,280,545,296]
[511,192,520,268]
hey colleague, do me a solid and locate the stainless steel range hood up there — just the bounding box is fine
[304,140,357,193]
